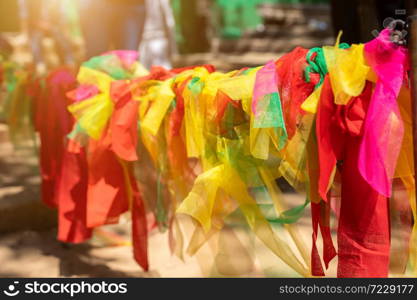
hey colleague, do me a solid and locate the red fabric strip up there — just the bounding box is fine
[338,136,390,277]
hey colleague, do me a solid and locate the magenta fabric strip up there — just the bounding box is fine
[358,29,408,197]
[252,60,278,116]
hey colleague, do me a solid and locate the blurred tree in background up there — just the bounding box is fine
[172,0,211,54]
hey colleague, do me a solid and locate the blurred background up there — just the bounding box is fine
[0,0,412,72]
[0,0,414,277]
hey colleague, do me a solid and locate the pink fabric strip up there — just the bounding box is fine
[252,60,278,116]
[358,29,407,197]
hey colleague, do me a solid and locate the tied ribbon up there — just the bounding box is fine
[304,47,328,88]
[68,67,114,140]
[301,42,350,114]
[323,32,369,105]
